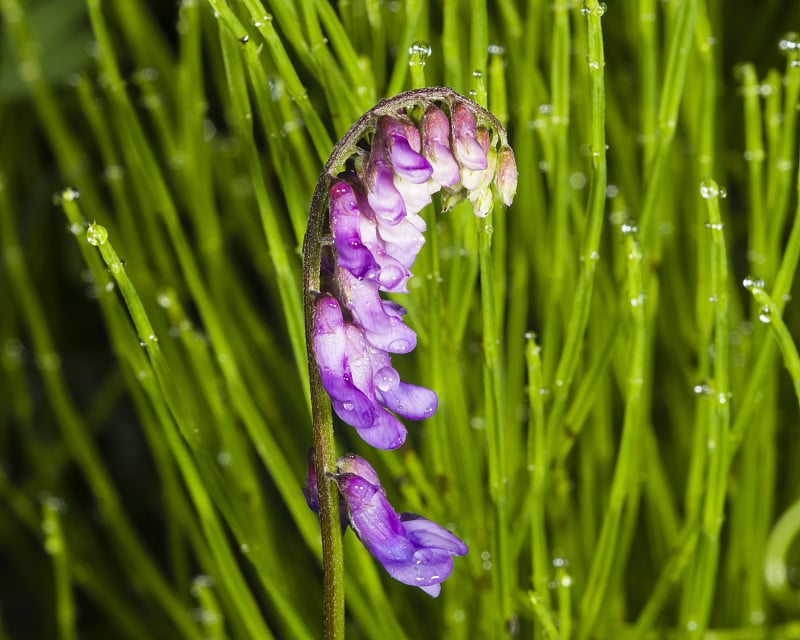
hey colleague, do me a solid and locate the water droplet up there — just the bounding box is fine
[408,41,431,66]
[239,35,250,43]
[699,179,720,199]
[779,33,800,54]
[374,367,399,392]
[86,223,108,246]
[472,69,483,78]
[487,44,505,55]
[621,222,638,234]
[240,543,250,554]
[743,276,765,291]
[758,306,772,323]
[342,401,355,411]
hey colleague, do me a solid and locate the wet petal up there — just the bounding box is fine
[379,381,438,421]
[400,513,469,556]
[365,159,407,224]
[451,102,488,171]
[330,181,377,278]
[422,107,460,187]
[312,296,376,429]
[378,116,433,183]
[339,270,417,353]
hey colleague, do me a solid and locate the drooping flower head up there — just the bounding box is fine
[304,453,468,597]
[312,92,517,451]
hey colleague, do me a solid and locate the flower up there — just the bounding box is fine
[304,454,468,597]
[313,96,517,450]
[312,294,437,450]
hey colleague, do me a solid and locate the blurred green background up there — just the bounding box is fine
[4,0,800,638]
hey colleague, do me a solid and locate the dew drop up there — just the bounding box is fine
[408,41,432,66]
[699,179,720,199]
[388,339,411,352]
[374,367,399,392]
[742,276,764,291]
[342,401,355,411]
[758,306,772,323]
[86,223,108,246]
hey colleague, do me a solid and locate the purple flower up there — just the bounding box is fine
[330,181,378,279]
[334,462,467,597]
[422,106,461,189]
[365,157,407,225]
[377,116,433,184]
[312,295,437,449]
[304,454,468,597]
[451,102,488,171]
[337,269,417,354]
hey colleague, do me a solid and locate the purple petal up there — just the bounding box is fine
[400,513,469,556]
[340,323,408,449]
[381,547,456,593]
[365,159,407,224]
[357,410,407,450]
[334,473,410,556]
[336,454,383,488]
[330,181,377,278]
[338,270,417,354]
[422,107,460,187]
[333,466,468,597]
[378,116,433,184]
[352,191,412,292]
[312,296,376,429]
[461,130,496,191]
[451,102,488,171]
[375,213,426,269]
[378,381,438,421]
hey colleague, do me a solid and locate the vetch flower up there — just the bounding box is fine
[330,181,378,279]
[312,294,437,450]
[421,106,461,189]
[305,454,468,597]
[310,90,516,453]
[451,101,488,171]
[337,268,417,354]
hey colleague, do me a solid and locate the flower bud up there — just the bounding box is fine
[494,146,518,206]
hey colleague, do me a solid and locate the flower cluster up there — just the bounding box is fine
[306,90,517,599]
[304,453,468,597]
[312,99,517,450]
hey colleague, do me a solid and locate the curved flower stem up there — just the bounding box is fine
[302,87,508,640]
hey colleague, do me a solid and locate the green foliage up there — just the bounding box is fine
[2,0,800,638]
